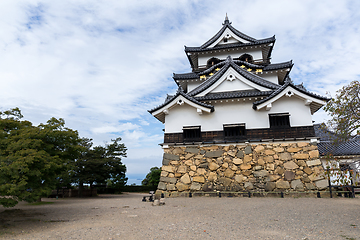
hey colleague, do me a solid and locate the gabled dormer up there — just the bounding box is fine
[185,15,275,72]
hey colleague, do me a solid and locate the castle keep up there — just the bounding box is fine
[149,16,330,195]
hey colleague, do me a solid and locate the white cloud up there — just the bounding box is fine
[1,0,359,183]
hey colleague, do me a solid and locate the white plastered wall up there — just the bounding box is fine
[164,95,313,133]
[258,72,279,85]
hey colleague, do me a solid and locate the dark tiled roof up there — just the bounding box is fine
[148,88,214,114]
[314,124,337,141]
[173,60,293,82]
[188,56,280,97]
[185,37,275,53]
[199,18,257,49]
[318,140,360,156]
[194,90,273,101]
[253,78,330,109]
[173,72,199,80]
[263,61,293,71]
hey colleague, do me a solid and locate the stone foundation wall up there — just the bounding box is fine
[157,141,328,195]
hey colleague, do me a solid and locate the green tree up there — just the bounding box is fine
[142,167,161,190]
[74,137,128,191]
[324,80,360,141]
[323,81,360,186]
[0,108,82,207]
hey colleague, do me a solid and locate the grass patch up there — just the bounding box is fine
[28,202,54,206]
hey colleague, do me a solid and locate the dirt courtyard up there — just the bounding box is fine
[0,193,359,239]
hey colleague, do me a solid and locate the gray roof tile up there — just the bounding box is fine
[194,90,273,101]
[188,56,280,97]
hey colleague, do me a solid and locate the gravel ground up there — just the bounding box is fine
[0,193,359,240]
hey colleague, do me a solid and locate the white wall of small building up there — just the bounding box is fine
[258,72,279,85]
[164,95,313,133]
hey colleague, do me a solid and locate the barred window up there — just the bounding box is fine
[269,113,290,128]
[183,126,201,141]
[224,123,246,138]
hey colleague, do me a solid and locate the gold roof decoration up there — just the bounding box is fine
[247,68,252,72]
[256,69,263,73]
[209,73,214,76]
[240,65,245,68]
[215,68,220,71]
[200,75,206,79]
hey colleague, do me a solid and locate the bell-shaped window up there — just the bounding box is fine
[207,57,221,68]
[239,54,253,63]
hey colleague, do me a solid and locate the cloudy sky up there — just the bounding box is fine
[1,0,359,184]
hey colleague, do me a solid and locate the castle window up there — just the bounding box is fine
[224,123,246,138]
[269,113,290,128]
[183,126,201,141]
[207,57,221,68]
[239,54,253,63]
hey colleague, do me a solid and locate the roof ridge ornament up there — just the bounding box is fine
[223,13,231,25]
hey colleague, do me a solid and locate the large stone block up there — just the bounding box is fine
[265,182,276,191]
[193,176,205,183]
[253,170,269,178]
[186,147,199,154]
[160,176,177,184]
[265,150,275,155]
[163,153,180,161]
[190,182,202,191]
[230,182,243,191]
[306,159,321,167]
[185,153,195,159]
[236,150,244,158]
[218,177,232,187]
[305,182,316,190]
[162,158,171,166]
[297,142,309,147]
[209,162,220,171]
[235,174,246,183]
[158,182,166,190]
[291,179,304,190]
[309,150,319,159]
[244,146,252,154]
[167,184,176,191]
[254,145,264,152]
[284,171,296,181]
[276,180,290,189]
[244,182,254,190]
[199,162,208,168]
[177,165,187,173]
[284,161,299,170]
[315,179,328,190]
[205,150,224,158]
[162,165,175,173]
[202,182,213,192]
[233,158,243,165]
[266,175,281,182]
[287,147,302,153]
[208,172,217,182]
[273,147,285,153]
[176,182,189,192]
[293,153,309,160]
[279,152,291,161]
[173,148,184,154]
[224,168,235,178]
[180,174,191,184]
[240,164,251,170]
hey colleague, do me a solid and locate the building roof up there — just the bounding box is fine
[252,78,330,114]
[194,90,273,101]
[184,37,275,53]
[200,16,257,49]
[173,60,293,81]
[318,140,360,156]
[188,56,280,97]
[314,124,360,156]
[148,87,214,123]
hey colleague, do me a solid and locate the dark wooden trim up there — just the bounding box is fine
[164,126,315,144]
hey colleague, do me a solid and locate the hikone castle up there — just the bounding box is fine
[149,16,331,196]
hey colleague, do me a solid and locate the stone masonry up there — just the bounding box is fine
[156,141,328,196]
